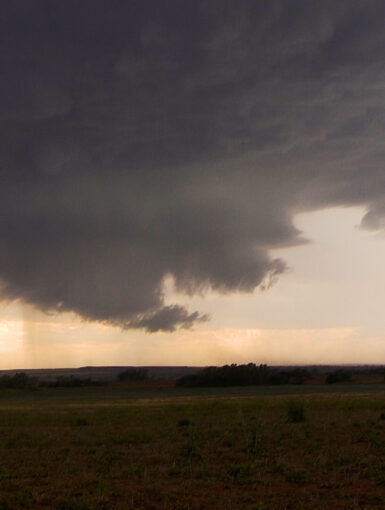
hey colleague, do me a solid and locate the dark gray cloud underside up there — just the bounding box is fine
[1,0,385,330]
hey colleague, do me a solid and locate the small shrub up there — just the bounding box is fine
[180,427,200,460]
[227,462,254,481]
[58,500,93,510]
[74,417,89,427]
[168,461,181,476]
[284,467,309,484]
[15,488,35,507]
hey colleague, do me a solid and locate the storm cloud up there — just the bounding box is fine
[1,0,385,331]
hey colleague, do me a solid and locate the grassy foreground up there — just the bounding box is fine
[1,387,385,509]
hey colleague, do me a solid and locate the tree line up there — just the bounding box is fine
[0,373,105,389]
[175,363,385,387]
[176,363,313,387]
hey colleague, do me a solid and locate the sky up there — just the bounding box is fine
[2,1,385,368]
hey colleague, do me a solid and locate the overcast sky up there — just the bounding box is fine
[2,1,385,368]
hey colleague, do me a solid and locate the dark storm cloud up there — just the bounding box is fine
[129,306,209,333]
[1,0,385,330]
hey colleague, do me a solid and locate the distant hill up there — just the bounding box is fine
[0,366,202,382]
[0,364,384,385]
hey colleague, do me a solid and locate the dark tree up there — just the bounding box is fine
[325,370,352,384]
[117,368,149,382]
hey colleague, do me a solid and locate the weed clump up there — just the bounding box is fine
[180,427,200,460]
[58,500,93,510]
[286,401,306,423]
[247,421,263,457]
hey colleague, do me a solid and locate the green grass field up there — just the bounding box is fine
[1,385,385,509]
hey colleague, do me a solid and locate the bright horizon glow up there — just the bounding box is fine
[1,206,385,369]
